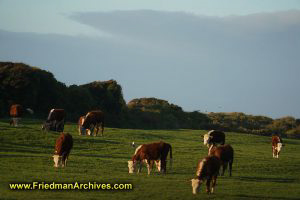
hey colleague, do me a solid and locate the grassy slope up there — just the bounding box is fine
[0,119,300,200]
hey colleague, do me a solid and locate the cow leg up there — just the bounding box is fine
[95,125,99,137]
[147,160,153,175]
[206,178,212,194]
[211,176,217,194]
[161,159,167,174]
[222,162,228,176]
[137,161,143,173]
[229,160,233,177]
[101,122,104,136]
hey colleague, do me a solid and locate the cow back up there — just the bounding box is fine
[10,104,23,117]
[197,156,220,180]
[55,133,73,156]
[82,110,104,128]
[48,109,66,121]
[210,144,234,162]
[272,135,282,145]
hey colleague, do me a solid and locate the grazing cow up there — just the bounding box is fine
[9,104,34,126]
[53,133,73,167]
[128,141,172,175]
[203,130,225,150]
[272,135,283,158]
[81,110,104,136]
[191,156,221,194]
[42,109,66,132]
[209,144,234,176]
[128,145,160,174]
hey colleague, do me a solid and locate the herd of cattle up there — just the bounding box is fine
[7,104,284,195]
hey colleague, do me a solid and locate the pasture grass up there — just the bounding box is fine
[0,119,300,200]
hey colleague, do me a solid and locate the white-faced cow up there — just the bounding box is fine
[128,145,160,174]
[272,135,283,158]
[209,144,234,176]
[42,109,66,132]
[78,116,88,135]
[9,104,34,126]
[203,130,225,152]
[128,141,172,175]
[53,133,73,167]
[81,110,104,136]
[191,156,221,194]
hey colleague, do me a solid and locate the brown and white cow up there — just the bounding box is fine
[272,135,283,158]
[9,104,34,126]
[191,156,221,194]
[128,145,160,174]
[81,110,104,136]
[42,109,66,132]
[209,144,234,176]
[53,133,73,167]
[203,130,225,152]
[128,141,172,175]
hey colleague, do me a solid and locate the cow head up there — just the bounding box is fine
[203,134,212,145]
[53,155,62,167]
[128,160,137,173]
[191,178,202,194]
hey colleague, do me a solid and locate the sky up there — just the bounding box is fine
[0,0,300,119]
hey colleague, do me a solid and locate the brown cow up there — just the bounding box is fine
[53,133,73,167]
[128,144,160,174]
[209,144,234,176]
[272,135,283,158]
[81,110,104,136]
[42,109,66,132]
[191,156,221,194]
[9,104,33,126]
[128,141,172,175]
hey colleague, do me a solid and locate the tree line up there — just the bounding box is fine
[0,62,299,138]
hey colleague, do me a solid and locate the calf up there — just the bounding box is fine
[81,110,104,136]
[191,156,221,194]
[42,109,66,132]
[128,145,160,173]
[209,144,234,176]
[53,133,73,167]
[203,130,225,152]
[272,135,283,158]
[128,141,172,175]
[9,104,33,126]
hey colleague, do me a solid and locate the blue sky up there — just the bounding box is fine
[0,1,300,118]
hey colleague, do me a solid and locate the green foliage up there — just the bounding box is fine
[1,62,300,138]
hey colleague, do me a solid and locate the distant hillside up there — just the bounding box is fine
[0,62,299,138]
[0,62,126,126]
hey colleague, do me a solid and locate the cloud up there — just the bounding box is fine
[1,10,300,118]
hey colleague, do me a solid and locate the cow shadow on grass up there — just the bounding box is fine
[237,176,296,183]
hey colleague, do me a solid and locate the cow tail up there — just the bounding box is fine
[169,145,173,171]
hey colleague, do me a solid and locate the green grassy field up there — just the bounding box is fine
[1,119,300,200]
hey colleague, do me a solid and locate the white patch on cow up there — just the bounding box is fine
[277,143,282,152]
[134,145,143,154]
[128,160,135,173]
[156,160,161,172]
[191,179,201,194]
[81,117,85,126]
[26,108,34,114]
[203,134,209,145]
[53,155,62,167]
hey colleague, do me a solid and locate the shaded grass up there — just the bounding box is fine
[0,119,300,199]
